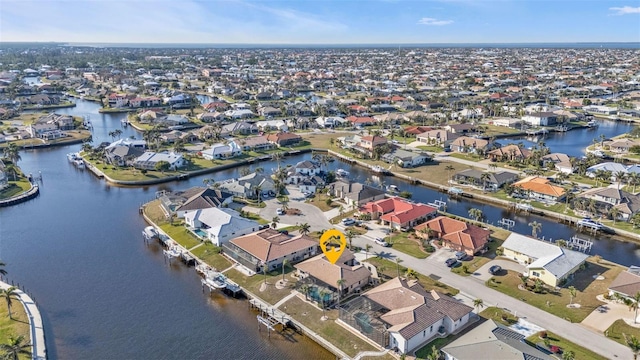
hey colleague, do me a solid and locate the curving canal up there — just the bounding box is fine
[1,97,639,359]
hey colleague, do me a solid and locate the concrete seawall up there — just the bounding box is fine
[0,184,40,208]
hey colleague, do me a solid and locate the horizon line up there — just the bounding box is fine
[1,41,639,45]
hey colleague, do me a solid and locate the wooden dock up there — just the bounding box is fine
[249,297,291,326]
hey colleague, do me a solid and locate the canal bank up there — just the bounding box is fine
[0,280,47,360]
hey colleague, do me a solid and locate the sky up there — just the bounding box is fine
[0,0,639,44]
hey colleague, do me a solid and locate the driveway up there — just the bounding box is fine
[473,259,526,282]
[249,187,332,232]
[582,298,635,332]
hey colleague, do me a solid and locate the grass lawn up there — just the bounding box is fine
[479,306,519,326]
[305,193,338,212]
[417,145,443,153]
[225,267,296,305]
[525,331,607,360]
[482,124,523,137]
[366,257,458,296]
[387,231,428,259]
[486,260,622,323]
[159,222,202,249]
[330,209,357,224]
[190,243,231,270]
[451,237,504,276]
[143,200,168,224]
[448,153,484,162]
[345,226,367,236]
[239,211,269,225]
[282,296,379,357]
[0,177,31,200]
[605,319,640,347]
[0,297,31,360]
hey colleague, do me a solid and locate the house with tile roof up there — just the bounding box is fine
[362,197,437,230]
[501,233,589,287]
[339,277,472,354]
[414,216,490,255]
[513,176,566,202]
[183,207,260,246]
[266,132,302,147]
[487,144,532,162]
[580,187,640,221]
[224,229,318,273]
[541,153,573,174]
[609,267,640,301]
[449,136,492,154]
[442,319,553,360]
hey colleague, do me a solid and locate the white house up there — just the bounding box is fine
[105,138,147,151]
[585,162,628,180]
[183,208,260,246]
[256,119,288,132]
[521,112,558,126]
[201,142,242,160]
[225,109,255,119]
[133,151,185,170]
[315,116,346,128]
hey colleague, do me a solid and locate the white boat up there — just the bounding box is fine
[387,185,399,193]
[163,246,182,259]
[74,159,85,169]
[577,217,604,230]
[121,119,128,127]
[371,165,387,174]
[67,152,80,162]
[336,168,349,177]
[515,203,534,212]
[586,120,599,128]
[142,226,159,241]
[204,273,227,289]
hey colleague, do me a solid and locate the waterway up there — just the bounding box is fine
[3,96,639,359]
[497,119,636,158]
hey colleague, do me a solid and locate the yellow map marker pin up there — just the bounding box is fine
[319,229,347,265]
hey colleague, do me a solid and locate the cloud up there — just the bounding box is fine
[609,6,640,15]
[417,17,453,26]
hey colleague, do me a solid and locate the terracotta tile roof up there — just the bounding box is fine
[414,216,489,251]
[514,176,566,198]
[294,249,371,289]
[230,229,317,262]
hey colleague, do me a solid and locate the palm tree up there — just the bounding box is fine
[281,259,289,281]
[299,223,311,236]
[468,208,483,222]
[473,298,484,313]
[624,333,640,360]
[280,198,289,212]
[528,221,542,238]
[345,230,356,249]
[445,164,455,182]
[3,143,21,165]
[615,171,627,190]
[405,268,417,279]
[271,152,284,171]
[271,216,280,229]
[480,172,491,191]
[336,279,346,308]
[568,286,577,305]
[631,292,640,324]
[3,164,18,181]
[610,207,621,224]
[0,335,31,360]
[562,350,575,360]
[300,284,310,301]
[0,287,18,319]
[338,205,345,218]
[318,289,329,318]
[395,257,404,277]
[262,261,268,284]
[0,262,7,277]
[365,244,372,260]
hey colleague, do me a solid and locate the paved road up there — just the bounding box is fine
[258,187,332,232]
[349,233,631,359]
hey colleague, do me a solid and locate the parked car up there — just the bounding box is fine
[489,265,502,275]
[374,238,389,247]
[276,208,285,215]
[445,258,458,267]
[455,251,468,261]
[342,218,355,226]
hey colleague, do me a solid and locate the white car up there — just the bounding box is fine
[374,238,389,247]
[276,208,285,215]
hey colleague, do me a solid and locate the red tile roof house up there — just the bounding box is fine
[362,197,437,230]
[266,132,302,147]
[414,216,490,255]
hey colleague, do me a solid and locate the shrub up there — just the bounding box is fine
[538,331,547,339]
[424,245,436,253]
[325,198,332,206]
[141,169,147,174]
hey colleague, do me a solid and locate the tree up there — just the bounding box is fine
[3,164,18,181]
[336,279,346,308]
[338,205,345,218]
[468,208,483,222]
[318,289,329,318]
[281,259,289,281]
[562,350,575,360]
[300,284,310,301]
[154,160,171,173]
[299,223,310,236]
[568,286,577,305]
[395,257,404,277]
[0,287,18,319]
[610,207,621,224]
[365,244,372,260]
[2,143,21,165]
[480,172,491,191]
[425,345,440,360]
[0,335,31,360]
[271,216,280,229]
[473,298,484,313]
[615,171,627,190]
[405,268,417,279]
[346,230,356,249]
[624,333,640,360]
[529,221,542,238]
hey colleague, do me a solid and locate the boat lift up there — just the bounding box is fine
[498,218,515,229]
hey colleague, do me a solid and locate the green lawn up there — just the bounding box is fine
[159,222,202,249]
[448,153,484,162]
[417,145,443,153]
[0,178,31,200]
[486,261,621,323]
[225,267,296,305]
[387,231,429,259]
[451,237,504,276]
[525,331,607,360]
[305,193,338,212]
[239,211,269,225]
[605,319,640,347]
[479,306,519,326]
[366,257,458,296]
[0,295,31,360]
[283,296,379,357]
[190,243,232,270]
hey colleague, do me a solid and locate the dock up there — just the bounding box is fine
[249,297,292,327]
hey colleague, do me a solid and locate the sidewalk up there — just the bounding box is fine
[0,281,46,360]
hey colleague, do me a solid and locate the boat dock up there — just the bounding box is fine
[249,297,292,327]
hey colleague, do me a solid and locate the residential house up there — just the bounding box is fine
[580,187,640,221]
[452,169,519,191]
[201,142,242,160]
[218,172,275,199]
[328,180,386,206]
[362,197,437,230]
[513,176,566,202]
[414,216,490,255]
[521,112,558,126]
[222,121,258,136]
[183,208,260,246]
[224,229,318,273]
[259,106,281,117]
[105,138,147,151]
[491,117,521,128]
[541,153,574,174]
[295,249,372,298]
[609,138,640,154]
[133,151,185,170]
[266,132,302,147]
[442,320,553,360]
[257,120,288,132]
[347,116,376,126]
[356,136,387,157]
[104,145,145,167]
[586,162,628,180]
[173,187,234,218]
[197,111,226,123]
[225,109,255,119]
[27,123,57,138]
[230,136,273,152]
[487,145,532,162]
[449,137,491,154]
[416,130,460,147]
[381,149,430,168]
[285,160,326,192]
[501,233,589,287]
[315,116,347,128]
[444,123,475,134]
[404,126,432,136]
[340,277,473,354]
[609,267,640,301]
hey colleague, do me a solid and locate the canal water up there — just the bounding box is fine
[3,97,639,359]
